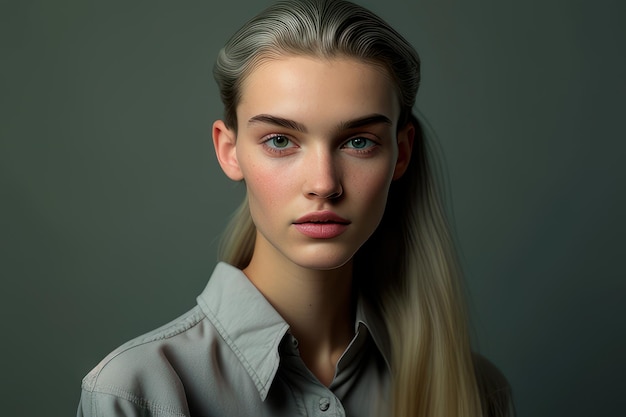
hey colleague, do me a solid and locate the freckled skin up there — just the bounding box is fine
[215,56,411,272]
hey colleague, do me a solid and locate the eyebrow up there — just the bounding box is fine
[248,115,307,132]
[247,113,393,133]
[339,114,393,130]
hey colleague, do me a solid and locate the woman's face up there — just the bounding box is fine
[214,56,412,271]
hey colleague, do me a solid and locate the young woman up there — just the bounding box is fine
[78,1,513,416]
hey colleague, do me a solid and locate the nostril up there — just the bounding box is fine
[306,187,342,199]
[327,190,342,199]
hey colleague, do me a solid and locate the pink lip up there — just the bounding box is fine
[294,211,350,224]
[293,211,350,239]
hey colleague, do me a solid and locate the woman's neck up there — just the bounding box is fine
[243,248,355,386]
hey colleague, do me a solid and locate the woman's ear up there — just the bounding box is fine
[393,122,415,180]
[213,120,244,181]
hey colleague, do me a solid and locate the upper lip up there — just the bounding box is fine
[293,210,350,224]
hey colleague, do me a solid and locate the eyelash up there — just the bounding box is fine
[342,137,377,154]
[262,134,296,155]
[260,134,379,156]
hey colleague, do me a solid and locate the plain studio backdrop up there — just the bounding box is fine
[1,1,624,416]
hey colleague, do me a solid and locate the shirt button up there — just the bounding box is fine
[319,397,330,412]
[291,336,299,348]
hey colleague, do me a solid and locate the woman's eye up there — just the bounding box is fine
[264,135,294,149]
[344,137,375,150]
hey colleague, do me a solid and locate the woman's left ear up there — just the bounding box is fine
[213,120,244,181]
[393,122,415,180]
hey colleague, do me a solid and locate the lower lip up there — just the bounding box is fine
[293,222,348,239]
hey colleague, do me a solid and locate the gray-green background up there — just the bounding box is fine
[2,1,624,416]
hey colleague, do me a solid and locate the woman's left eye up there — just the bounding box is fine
[343,137,375,150]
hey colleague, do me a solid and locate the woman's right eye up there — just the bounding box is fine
[262,134,296,152]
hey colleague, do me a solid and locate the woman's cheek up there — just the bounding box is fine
[245,163,296,207]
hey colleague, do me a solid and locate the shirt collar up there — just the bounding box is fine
[196,262,391,400]
[196,262,290,400]
[355,295,392,372]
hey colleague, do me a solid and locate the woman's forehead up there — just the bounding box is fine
[237,55,401,130]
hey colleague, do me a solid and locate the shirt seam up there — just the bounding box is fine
[83,306,206,391]
[91,385,187,416]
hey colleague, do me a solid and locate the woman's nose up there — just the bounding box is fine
[302,150,343,199]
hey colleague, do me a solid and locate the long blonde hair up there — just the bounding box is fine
[213,1,506,415]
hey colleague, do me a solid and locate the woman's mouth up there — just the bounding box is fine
[293,211,350,239]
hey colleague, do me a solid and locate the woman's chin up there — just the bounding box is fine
[289,249,356,272]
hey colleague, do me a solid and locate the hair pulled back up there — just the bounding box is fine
[214,0,419,130]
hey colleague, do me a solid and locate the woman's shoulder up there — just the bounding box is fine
[80,263,246,395]
[472,353,516,417]
[77,264,290,417]
[79,305,215,415]
[83,307,205,390]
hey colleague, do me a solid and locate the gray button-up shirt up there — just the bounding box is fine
[78,262,391,416]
